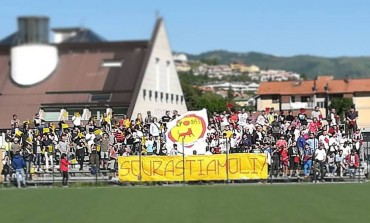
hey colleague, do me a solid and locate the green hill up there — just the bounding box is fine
[185,50,370,79]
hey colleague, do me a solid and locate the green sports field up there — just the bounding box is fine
[0,183,369,223]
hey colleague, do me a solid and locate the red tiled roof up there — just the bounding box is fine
[257,80,315,95]
[257,76,370,95]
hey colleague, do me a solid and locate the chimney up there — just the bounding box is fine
[344,75,350,84]
[17,16,49,45]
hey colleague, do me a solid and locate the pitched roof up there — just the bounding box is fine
[0,40,150,128]
[257,80,315,95]
[61,28,105,43]
[257,76,370,95]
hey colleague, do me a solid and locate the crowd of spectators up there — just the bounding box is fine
[0,105,368,186]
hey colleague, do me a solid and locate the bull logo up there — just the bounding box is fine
[168,114,206,147]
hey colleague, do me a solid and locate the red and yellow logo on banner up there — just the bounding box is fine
[165,109,209,154]
[118,154,268,182]
[168,114,206,145]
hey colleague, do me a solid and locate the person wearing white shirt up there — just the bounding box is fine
[238,109,249,128]
[329,108,338,126]
[328,133,340,152]
[230,134,239,153]
[149,117,161,137]
[168,144,179,156]
[220,112,229,131]
[72,113,82,128]
[319,131,330,151]
[256,110,269,128]
[244,120,255,135]
[335,150,346,177]
[314,144,327,181]
[219,134,227,153]
[205,146,213,155]
[85,131,96,154]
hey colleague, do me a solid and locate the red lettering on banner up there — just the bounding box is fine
[141,160,152,176]
[153,161,162,176]
[120,161,131,176]
[164,160,175,176]
[260,156,267,172]
[228,158,239,174]
[186,159,196,175]
[198,159,205,175]
[240,157,250,174]
[217,159,227,175]
[175,161,183,176]
[207,160,217,175]
[251,158,257,174]
[131,160,140,176]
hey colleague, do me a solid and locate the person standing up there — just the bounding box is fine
[314,143,327,182]
[100,133,110,169]
[169,144,179,156]
[288,141,300,177]
[60,154,70,187]
[303,144,313,179]
[346,106,358,134]
[11,150,26,188]
[149,117,161,137]
[42,134,54,172]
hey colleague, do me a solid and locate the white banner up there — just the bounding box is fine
[165,109,208,155]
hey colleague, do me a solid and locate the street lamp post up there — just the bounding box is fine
[324,83,330,118]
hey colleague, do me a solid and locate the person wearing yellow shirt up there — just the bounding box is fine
[222,125,233,139]
[3,137,12,157]
[121,114,131,129]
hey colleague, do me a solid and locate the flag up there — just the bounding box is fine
[43,128,50,133]
[227,102,234,109]
[15,129,23,136]
[94,129,102,135]
[62,123,69,129]
[165,109,208,155]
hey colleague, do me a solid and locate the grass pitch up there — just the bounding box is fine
[0,183,369,223]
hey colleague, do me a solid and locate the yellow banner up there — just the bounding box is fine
[118,154,268,182]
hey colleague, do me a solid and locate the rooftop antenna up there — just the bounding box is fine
[80,17,85,29]
[155,10,161,19]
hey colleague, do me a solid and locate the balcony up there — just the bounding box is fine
[281,102,314,110]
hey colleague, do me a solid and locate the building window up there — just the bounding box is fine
[149,90,152,99]
[100,59,123,68]
[90,93,111,102]
[176,95,179,102]
[181,95,184,103]
[290,96,295,103]
[155,91,158,99]
[316,102,325,108]
[272,95,279,103]
[301,96,310,103]
[160,92,164,100]
[166,93,169,101]
[171,94,174,102]
[143,89,146,98]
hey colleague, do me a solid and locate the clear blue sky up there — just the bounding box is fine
[1,0,370,57]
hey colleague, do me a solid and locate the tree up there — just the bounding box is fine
[200,57,219,65]
[179,72,227,112]
[330,98,353,120]
[227,85,234,101]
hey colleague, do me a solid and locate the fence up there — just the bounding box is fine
[1,132,369,187]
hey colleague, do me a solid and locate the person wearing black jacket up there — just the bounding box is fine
[288,141,301,177]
